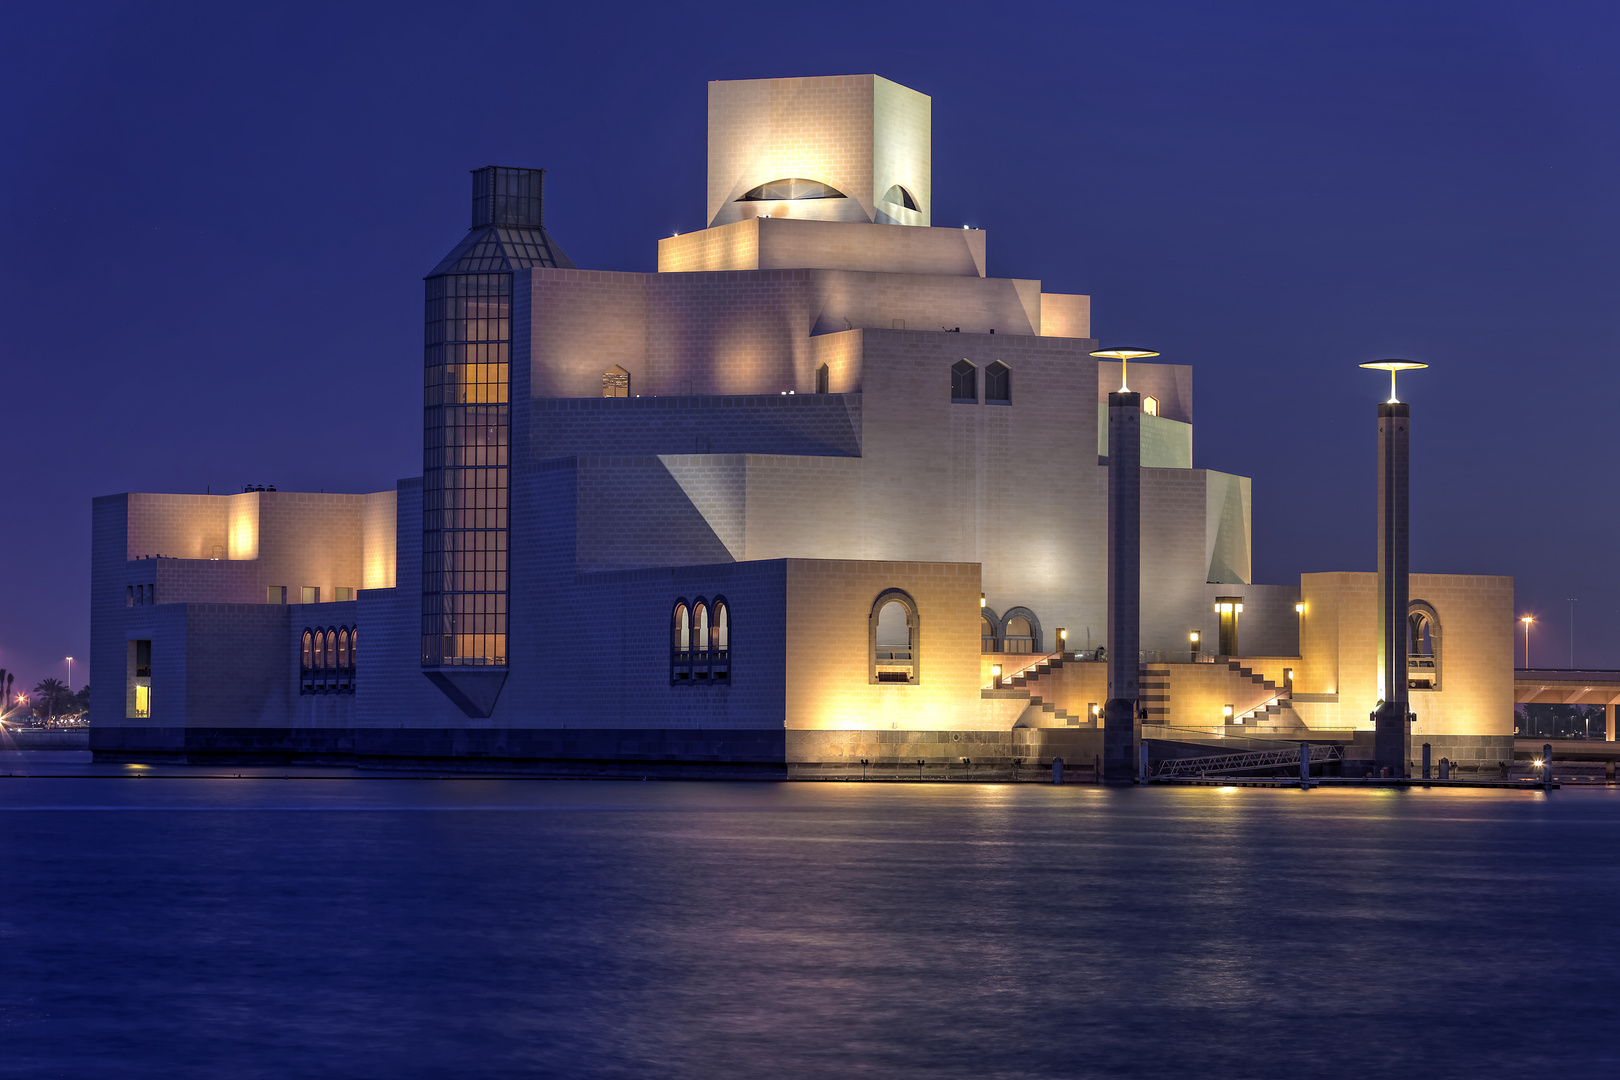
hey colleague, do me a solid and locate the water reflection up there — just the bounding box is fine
[0,775,1616,1078]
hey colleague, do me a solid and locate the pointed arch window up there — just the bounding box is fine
[985,361,1010,404]
[951,360,977,404]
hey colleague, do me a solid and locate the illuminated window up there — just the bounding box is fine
[1408,601,1441,691]
[334,587,353,601]
[882,184,920,212]
[1215,596,1243,655]
[301,630,314,671]
[738,178,847,202]
[1143,395,1158,416]
[985,361,1010,404]
[1003,615,1033,654]
[816,364,829,394]
[603,365,630,398]
[338,627,351,670]
[266,586,287,604]
[671,597,730,686]
[301,625,357,694]
[981,615,999,653]
[951,360,977,404]
[302,587,320,604]
[127,639,151,719]
[870,589,920,684]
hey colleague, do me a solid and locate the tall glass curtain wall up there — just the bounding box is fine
[422,272,509,667]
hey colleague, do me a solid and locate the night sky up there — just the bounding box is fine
[4,0,1617,692]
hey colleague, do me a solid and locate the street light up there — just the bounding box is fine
[1089,347,1161,394]
[66,657,73,692]
[1189,629,1200,663]
[1357,359,1429,404]
[1520,616,1535,668]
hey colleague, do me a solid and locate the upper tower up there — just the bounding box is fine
[706,75,931,229]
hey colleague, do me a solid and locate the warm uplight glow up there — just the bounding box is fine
[1090,703,1100,718]
[1284,668,1293,682]
[1089,347,1160,393]
[1358,359,1429,403]
[991,664,1002,677]
[1214,602,1243,614]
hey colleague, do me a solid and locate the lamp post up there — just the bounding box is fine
[1090,346,1160,783]
[1521,615,1534,668]
[1360,359,1427,779]
[1188,629,1200,663]
[66,657,73,692]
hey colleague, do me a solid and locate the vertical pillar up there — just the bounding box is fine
[1609,703,1617,743]
[1374,400,1411,778]
[1104,391,1142,783]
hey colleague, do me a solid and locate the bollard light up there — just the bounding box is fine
[992,663,1003,689]
[1223,703,1235,721]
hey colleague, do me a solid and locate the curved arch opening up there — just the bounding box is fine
[882,184,919,212]
[870,589,920,684]
[738,178,847,202]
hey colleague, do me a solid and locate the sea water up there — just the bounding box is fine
[1,753,1617,1078]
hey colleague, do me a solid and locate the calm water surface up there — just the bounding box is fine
[1,753,1617,1078]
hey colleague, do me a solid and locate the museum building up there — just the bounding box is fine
[89,75,1514,774]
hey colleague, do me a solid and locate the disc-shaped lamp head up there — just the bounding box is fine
[1090,347,1160,393]
[1359,359,1428,403]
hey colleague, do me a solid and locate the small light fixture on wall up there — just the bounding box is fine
[1295,602,1306,614]
[992,664,1002,689]
[980,592,986,608]
[1223,703,1235,723]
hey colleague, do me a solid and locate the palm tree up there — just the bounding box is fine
[33,678,68,722]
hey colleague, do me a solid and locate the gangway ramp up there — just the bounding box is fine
[1156,743,1341,779]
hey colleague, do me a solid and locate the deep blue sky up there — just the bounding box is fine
[4,0,1618,691]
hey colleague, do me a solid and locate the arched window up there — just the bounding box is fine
[1408,601,1441,691]
[951,360,977,404]
[337,627,350,670]
[1000,607,1043,654]
[694,601,710,657]
[714,599,730,652]
[985,361,1010,404]
[981,615,999,653]
[301,630,314,671]
[1142,395,1159,416]
[869,589,920,684]
[672,602,690,654]
[324,627,338,671]
[349,628,358,669]
[603,365,630,398]
[816,364,829,394]
[313,629,326,670]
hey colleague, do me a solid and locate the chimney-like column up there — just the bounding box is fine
[1103,390,1141,783]
[1374,399,1410,776]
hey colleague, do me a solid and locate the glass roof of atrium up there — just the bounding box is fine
[426,225,576,277]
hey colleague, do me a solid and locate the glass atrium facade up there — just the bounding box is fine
[421,167,573,667]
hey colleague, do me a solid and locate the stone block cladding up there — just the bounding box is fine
[706,75,929,228]
[659,218,984,277]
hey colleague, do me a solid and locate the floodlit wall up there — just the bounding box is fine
[706,75,930,228]
[1292,571,1513,743]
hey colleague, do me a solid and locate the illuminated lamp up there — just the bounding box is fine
[1222,704,1235,721]
[992,664,1003,689]
[980,593,986,608]
[1295,603,1306,614]
[1088,347,1161,394]
[1358,359,1429,405]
